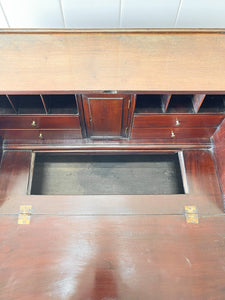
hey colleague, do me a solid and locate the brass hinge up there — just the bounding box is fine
[185,206,199,224]
[128,99,131,109]
[18,205,32,225]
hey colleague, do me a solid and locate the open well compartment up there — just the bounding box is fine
[30,153,186,195]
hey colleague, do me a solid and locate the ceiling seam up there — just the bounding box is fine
[119,0,122,28]
[174,0,183,28]
[59,0,66,28]
[0,0,10,28]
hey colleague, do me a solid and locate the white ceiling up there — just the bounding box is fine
[0,0,225,29]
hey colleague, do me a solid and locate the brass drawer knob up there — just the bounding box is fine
[31,120,37,127]
[171,130,175,138]
[175,119,180,126]
[39,133,43,139]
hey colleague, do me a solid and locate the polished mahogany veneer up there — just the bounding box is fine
[0,30,225,299]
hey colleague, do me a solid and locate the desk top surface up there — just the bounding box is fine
[0,29,225,93]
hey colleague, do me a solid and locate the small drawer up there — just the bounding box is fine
[133,114,224,128]
[0,129,82,140]
[131,127,217,139]
[0,116,80,129]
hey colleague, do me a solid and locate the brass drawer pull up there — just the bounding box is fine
[31,120,37,127]
[175,119,180,126]
[39,133,43,139]
[171,130,175,138]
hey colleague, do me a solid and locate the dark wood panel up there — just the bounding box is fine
[183,150,223,210]
[82,95,131,138]
[3,140,211,150]
[0,151,31,206]
[213,119,225,205]
[0,115,81,129]
[192,94,206,113]
[87,97,123,136]
[133,114,224,128]
[1,214,225,299]
[0,129,82,140]
[131,127,216,139]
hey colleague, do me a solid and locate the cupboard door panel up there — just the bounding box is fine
[82,95,131,138]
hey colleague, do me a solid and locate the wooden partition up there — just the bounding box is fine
[0,137,2,165]
[213,119,225,204]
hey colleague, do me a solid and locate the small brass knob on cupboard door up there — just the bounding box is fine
[31,120,37,127]
[171,130,175,138]
[39,133,43,139]
[175,119,180,126]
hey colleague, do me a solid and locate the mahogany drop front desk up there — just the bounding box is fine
[0,30,225,299]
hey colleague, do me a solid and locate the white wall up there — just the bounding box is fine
[0,0,225,29]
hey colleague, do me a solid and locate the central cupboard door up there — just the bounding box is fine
[82,94,132,138]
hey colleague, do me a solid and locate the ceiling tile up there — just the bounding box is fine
[0,4,8,27]
[176,0,225,27]
[1,0,64,28]
[62,0,120,28]
[121,0,180,28]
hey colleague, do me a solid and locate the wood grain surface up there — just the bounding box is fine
[0,214,225,300]
[132,114,224,128]
[131,127,216,139]
[0,129,82,140]
[1,30,225,92]
[0,137,2,165]
[0,149,224,298]
[0,115,81,129]
[82,95,130,138]
[213,119,225,204]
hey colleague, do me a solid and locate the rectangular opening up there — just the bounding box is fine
[43,94,78,114]
[198,94,225,113]
[30,153,185,195]
[167,95,194,113]
[135,94,163,113]
[10,95,45,114]
[0,95,15,114]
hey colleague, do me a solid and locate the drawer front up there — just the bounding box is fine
[0,116,80,129]
[0,129,82,140]
[133,114,224,128]
[131,127,216,139]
